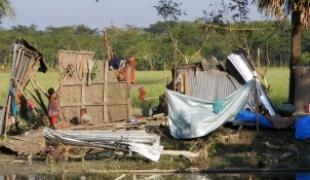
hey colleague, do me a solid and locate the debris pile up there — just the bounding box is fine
[43,128,163,161]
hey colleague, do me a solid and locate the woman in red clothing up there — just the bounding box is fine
[127,56,136,84]
[47,88,58,129]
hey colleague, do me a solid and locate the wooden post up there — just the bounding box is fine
[173,64,177,91]
[3,96,11,139]
[293,67,310,113]
[103,30,112,61]
[163,63,167,126]
[184,65,189,95]
[103,60,109,123]
[254,79,260,132]
[257,48,261,69]
[163,62,166,89]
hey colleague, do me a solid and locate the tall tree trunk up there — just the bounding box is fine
[289,9,302,104]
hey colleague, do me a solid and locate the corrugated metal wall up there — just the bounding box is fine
[188,70,241,102]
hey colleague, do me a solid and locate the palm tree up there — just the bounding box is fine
[256,0,310,104]
[0,0,15,21]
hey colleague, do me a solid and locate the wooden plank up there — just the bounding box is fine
[60,103,128,107]
[3,96,11,138]
[62,81,126,86]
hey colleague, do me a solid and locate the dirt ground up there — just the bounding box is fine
[0,125,309,176]
[196,125,310,169]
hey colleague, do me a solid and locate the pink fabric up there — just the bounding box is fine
[48,94,58,117]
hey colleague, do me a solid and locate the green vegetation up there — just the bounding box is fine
[0,21,310,71]
[0,68,289,111]
[264,68,289,106]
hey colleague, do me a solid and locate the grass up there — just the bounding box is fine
[263,68,289,105]
[0,71,59,105]
[0,68,288,111]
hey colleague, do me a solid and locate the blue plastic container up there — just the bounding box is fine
[295,115,310,140]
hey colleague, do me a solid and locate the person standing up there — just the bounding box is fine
[47,88,58,129]
[127,56,136,84]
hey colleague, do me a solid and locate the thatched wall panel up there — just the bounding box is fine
[92,61,105,82]
[107,83,127,104]
[108,70,119,82]
[59,85,81,106]
[57,50,130,125]
[85,105,104,124]
[85,84,104,104]
[108,105,127,122]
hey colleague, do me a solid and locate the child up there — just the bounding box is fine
[8,79,18,126]
[80,108,92,125]
[47,88,58,129]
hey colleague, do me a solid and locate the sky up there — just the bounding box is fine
[1,0,267,30]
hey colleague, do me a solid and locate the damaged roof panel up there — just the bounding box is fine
[188,70,242,102]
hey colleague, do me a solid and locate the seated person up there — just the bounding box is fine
[80,108,92,125]
[109,56,123,70]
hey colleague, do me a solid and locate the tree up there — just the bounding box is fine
[256,0,310,103]
[0,0,15,23]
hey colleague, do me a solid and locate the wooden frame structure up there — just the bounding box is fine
[0,44,42,135]
[57,50,130,125]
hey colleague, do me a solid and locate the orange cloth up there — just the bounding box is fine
[127,57,136,83]
[118,67,127,81]
[16,90,21,105]
[138,87,146,101]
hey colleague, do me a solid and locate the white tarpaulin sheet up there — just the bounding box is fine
[166,81,254,139]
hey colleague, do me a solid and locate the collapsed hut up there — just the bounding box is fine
[0,40,163,162]
[0,39,47,135]
[165,53,281,139]
[169,54,275,115]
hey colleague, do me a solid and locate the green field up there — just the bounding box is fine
[0,68,289,111]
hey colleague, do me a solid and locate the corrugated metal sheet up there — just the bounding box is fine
[188,70,241,102]
[227,53,276,115]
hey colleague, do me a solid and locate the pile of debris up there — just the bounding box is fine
[44,128,163,161]
[0,39,164,162]
[165,52,309,139]
[0,38,47,135]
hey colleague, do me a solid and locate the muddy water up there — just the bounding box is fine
[0,173,308,180]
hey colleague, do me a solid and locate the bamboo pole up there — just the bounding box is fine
[163,62,166,89]
[3,96,11,139]
[254,79,260,132]
[184,65,189,95]
[29,78,48,116]
[257,48,261,69]
[164,63,167,126]
[103,60,109,123]
[161,150,199,158]
[103,30,112,60]
[173,65,177,91]
[84,168,310,174]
